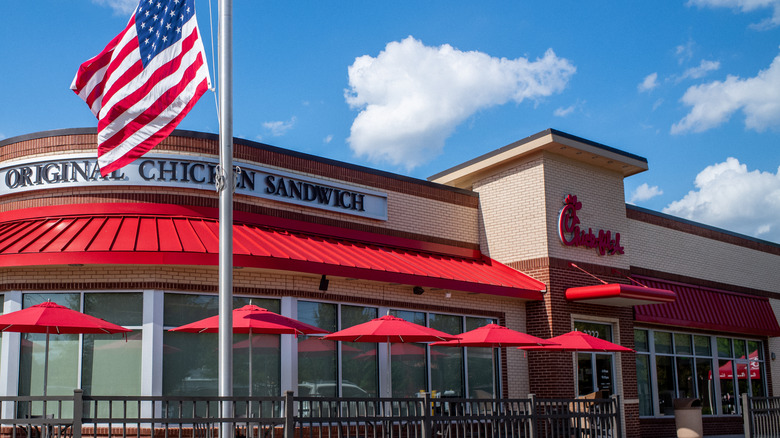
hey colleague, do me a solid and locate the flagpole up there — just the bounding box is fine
[217,0,234,437]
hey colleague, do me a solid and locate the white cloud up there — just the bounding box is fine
[323,135,333,144]
[687,0,780,29]
[345,36,576,170]
[675,41,695,64]
[554,104,576,117]
[262,117,297,137]
[629,183,664,204]
[638,73,659,92]
[91,0,137,15]
[663,157,780,242]
[677,59,721,81]
[671,53,780,134]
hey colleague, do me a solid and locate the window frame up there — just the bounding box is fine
[635,328,767,418]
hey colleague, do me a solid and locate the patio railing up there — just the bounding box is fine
[743,393,780,438]
[0,390,622,438]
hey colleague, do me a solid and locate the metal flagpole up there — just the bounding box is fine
[217,0,234,437]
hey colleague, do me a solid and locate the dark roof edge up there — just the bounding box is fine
[428,128,648,181]
[0,127,97,147]
[627,204,780,250]
[0,128,477,198]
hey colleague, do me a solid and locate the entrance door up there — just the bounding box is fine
[574,321,615,396]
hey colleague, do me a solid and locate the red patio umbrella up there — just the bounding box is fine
[431,324,555,348]
[0,301,131,396]
[169,305,329,396]
[520,330,634,352]
[431,323,556,396]
[322,315,456,343]
[322,315,456,396]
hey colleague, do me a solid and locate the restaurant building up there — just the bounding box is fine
[0,128,778,438]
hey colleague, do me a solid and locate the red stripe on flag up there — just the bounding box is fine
[97,77,209,175]
[99,28,200,129]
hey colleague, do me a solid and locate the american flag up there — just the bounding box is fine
[71,0,211,176]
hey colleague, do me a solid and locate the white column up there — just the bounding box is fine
[1,292,22,418]
[140,289,164,418]
[280,297,297,395]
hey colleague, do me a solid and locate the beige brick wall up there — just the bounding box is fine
[472,153,548,262]
[627,220,780,292]
[471,151,630,269]
[542,153,630,269]
[771,298,780,396]
[243,163,480,246]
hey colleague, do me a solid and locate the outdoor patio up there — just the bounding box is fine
[0,390,623,438]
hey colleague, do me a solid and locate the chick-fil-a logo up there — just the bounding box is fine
[558,194,624,256]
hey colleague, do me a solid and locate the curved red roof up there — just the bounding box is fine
[0,204,545,299]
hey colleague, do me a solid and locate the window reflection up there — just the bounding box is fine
[297,301,337,397]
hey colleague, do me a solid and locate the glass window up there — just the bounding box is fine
[297,301,337,397]
[694,336,711,356]
[81,293,143,397]
[636,354,653,416]
[634,329,649,352]
[695,358,715,414]
[719,359,737,414]
[163,293,219,396]
[341,305,378,397]
[234,297,281,397]
[674,334,692,355]
[466,317,496,398]
[656,355,676,416]
[750,361,765,397]
[429,313,463,397]
[676,357,694,398]
[637,329,766,417]
[163,294,282,396]
[19,293,81,398]
[655,332,673,354]
[717,338,732,358]
[734,339,747,359]
[390,310,427,397]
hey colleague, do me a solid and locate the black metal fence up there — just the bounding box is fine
[0,391,622,438]
[743,393,780,437]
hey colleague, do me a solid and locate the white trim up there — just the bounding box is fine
[0,292,22,419]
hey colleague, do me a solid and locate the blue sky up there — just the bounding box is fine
[2,1,780,244]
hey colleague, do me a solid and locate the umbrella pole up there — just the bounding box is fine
[248,330,253,398]
[387,342,392,397]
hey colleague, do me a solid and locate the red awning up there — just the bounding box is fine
[0,204,545,299]
[634,276,780,337]
[566,283,677,307]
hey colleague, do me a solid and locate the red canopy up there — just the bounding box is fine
[168,305,328,335]
[520,331,634,352]
[322,315,455,343]
[431,324,555,348]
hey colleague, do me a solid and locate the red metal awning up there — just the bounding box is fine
[0,204,545,300]
[634,276,780,337]
[566,283,677,307]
